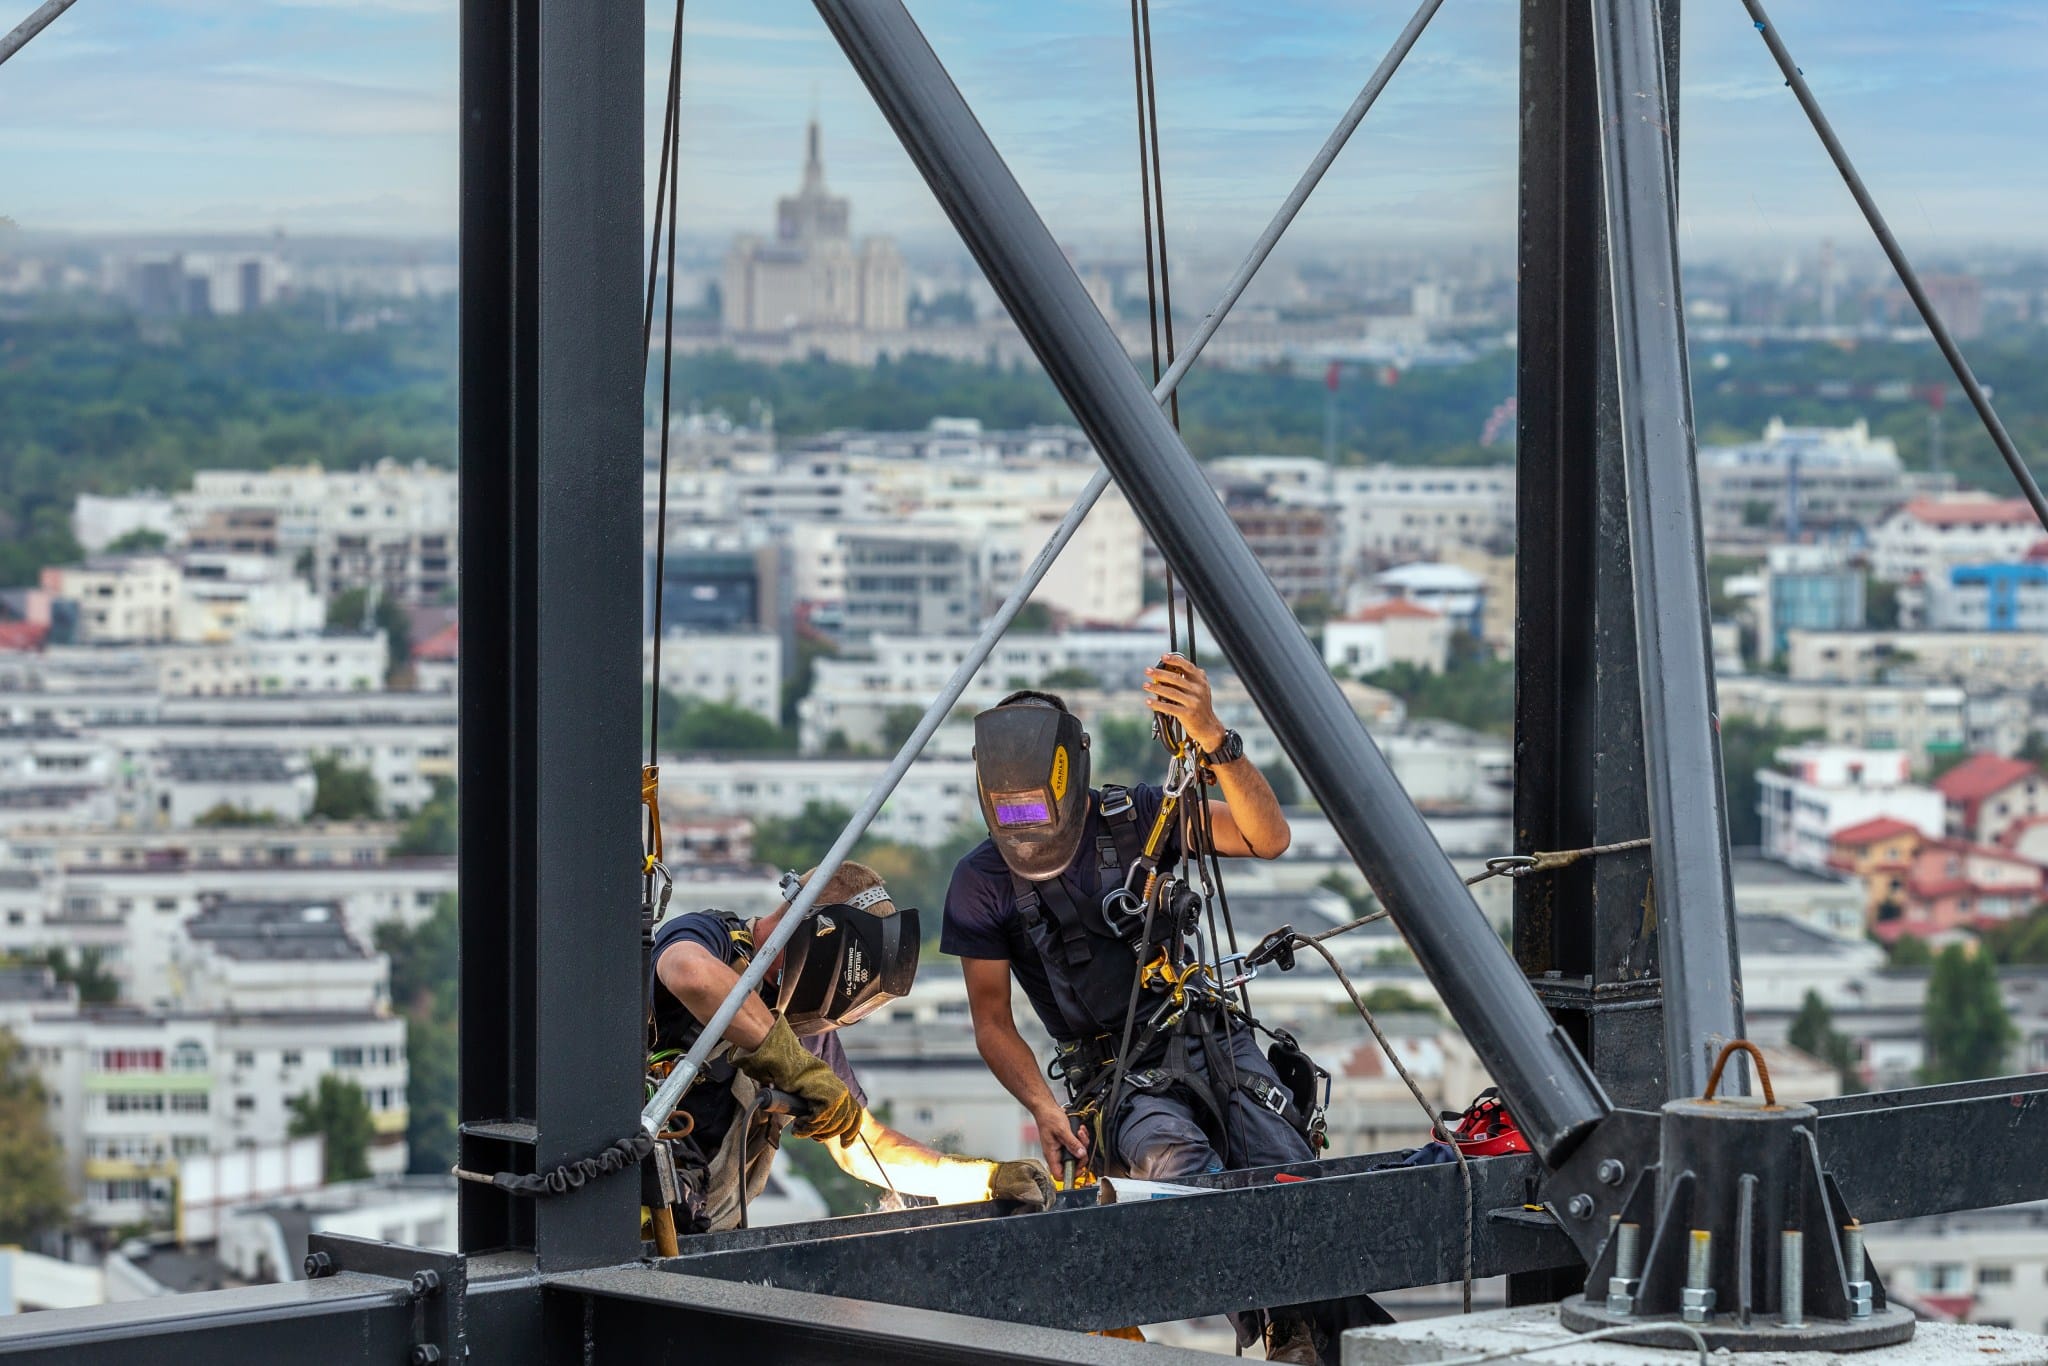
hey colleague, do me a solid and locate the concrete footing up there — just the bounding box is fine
[1343,1305,2048,1364]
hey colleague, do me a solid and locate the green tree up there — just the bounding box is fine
[394,777,457,856]
[1983,904,2048,966]
[311,755,381,821]
[1865,577,1900,630]
[1886,933,1934,967]
[752,802,857,875]
[103,527,168,554]
[374,896,459,1176]
[288,1075,375,1183]
[195,802,278,828]
[659,693,792,755]
[327,587,372,631]
[1036,666,1102,692]
[1357,986,1441,1019]
[1011,601,1054,632]
[1922,944,2015,1084]
[33,947,120,1004]
[1788,989,1862,1093]
[0,1030,69,1243]
[1364,655,1515,736]
[781,636,837,728]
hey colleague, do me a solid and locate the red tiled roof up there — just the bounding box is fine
[1831,817,1922,847]
[0,621,47,652]
[1932,754,2037,814]
[413,621,458,663]
[1903,497,2038,528]
[1347,599,1441,623]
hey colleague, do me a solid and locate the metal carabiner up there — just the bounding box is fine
[1483,853,1539,880]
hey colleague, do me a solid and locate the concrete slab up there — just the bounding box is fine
[1343,1305,2048,1365]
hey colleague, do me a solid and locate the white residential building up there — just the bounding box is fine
[1783,629,2048,690]
[1755,743,1944,873]
[1328,465,1516,565]
[661,755,980,848]
[1862,1202,2048,1331]
[1323,600,1452,676]
[38,556,182,643]
[1366,562,1487,638]
[651,630,783,723]
[16,1005,408,1229]
[1718,676,1969,762]
[173,553,326,643]
[179,462,458,606]
[798,629,1174,755]
[1869,495,2044,584]
[1697,418,1913,539]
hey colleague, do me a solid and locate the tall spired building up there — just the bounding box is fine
[722,117,907,336]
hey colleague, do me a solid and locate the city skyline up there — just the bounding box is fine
[1,0,2047,255]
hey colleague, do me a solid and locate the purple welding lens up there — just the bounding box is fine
[994,798,1052,826]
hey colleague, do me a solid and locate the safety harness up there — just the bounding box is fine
[1015,785,1327,1175]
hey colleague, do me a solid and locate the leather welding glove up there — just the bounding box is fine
[732,1016,866,1146]
[987,1158,1055,1212]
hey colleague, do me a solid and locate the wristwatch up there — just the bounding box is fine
[1204,729,1246,765]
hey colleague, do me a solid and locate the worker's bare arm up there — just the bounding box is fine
[963,956,1087,1169]
[654,940,776,1051]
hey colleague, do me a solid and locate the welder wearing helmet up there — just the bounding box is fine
[648,860,1052,1233]
[944,666,1333,1363]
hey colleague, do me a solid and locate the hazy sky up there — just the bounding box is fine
[2,0,2044,262]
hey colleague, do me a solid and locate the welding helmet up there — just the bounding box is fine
[972,701,1091,881]
[772,871,921,1036]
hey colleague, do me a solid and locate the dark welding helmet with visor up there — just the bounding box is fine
[772,872,921,1036]
[972,703,1091,881]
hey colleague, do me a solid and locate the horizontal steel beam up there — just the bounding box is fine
[1817,1076,2048,1225]
[666,1155,1575,1329]
[0,1276,415,1365]
[550,1268,1212,1365]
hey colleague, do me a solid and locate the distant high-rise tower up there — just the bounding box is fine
[723,116,906,336]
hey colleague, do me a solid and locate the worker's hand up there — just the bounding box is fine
[733,1017,865,1147]
[1144,655,1226,753]
[789,1088,865,1148]
[987,1158,1055,1212]
[1032,1104,1089,1173]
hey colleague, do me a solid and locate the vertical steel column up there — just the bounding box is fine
[814,0,1610,1160]
[458,0,645,1267]
[1513,0,1666,1109]
[1588,0,1744,1098]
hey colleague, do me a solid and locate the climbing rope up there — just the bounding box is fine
[1291,932,1474,1313]
[1301,837,1654,944]
[644,0,689,868]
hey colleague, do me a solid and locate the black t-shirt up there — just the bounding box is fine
[647,910,865,1152]
[939,784,1176,1039]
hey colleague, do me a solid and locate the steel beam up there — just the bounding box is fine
[1513,0,1663,1113]
[549,1268,1215,1365]
[1587,0,1743,1098]
[812,0,1610,1164]
[0,1277,415,1365]
[457,0,645,1267]
[665,1155,1575,1328]
[1815,1076,2048,1224]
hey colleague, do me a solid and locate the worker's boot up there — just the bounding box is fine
[1263,1310,1321,1365]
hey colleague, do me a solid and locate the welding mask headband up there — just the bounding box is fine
[972,704,1091,881]
[773,893,920,1036]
